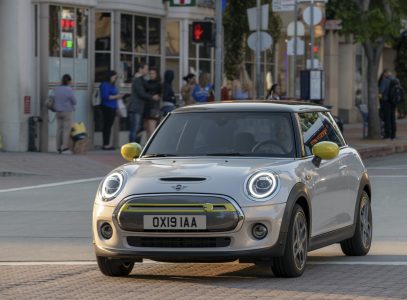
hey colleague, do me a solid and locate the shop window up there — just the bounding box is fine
[95,12,112,82]
[95,12,111,51]
[148,18,161,55]
[166,21,180,56]
[95,53,111,82]
[61,7,75,58]
[49,6,60,57]
[76,8,88,59]
[121,14,132,52]
[134,16,147,53]
[119,14,162,83]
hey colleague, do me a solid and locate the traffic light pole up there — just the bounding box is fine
[214,0,222,101]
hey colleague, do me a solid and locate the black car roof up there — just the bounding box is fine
[173,100,330,114]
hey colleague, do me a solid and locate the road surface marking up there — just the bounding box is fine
[0,177,103,193]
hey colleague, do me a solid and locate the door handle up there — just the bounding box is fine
[339,165,348,170]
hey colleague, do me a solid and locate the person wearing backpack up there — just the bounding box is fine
[379,69,402,139]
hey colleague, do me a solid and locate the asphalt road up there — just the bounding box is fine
[1,153,407,299]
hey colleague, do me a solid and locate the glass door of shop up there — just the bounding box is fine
[48,5,89,150]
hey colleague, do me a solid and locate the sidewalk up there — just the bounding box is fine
[1,119,407,190]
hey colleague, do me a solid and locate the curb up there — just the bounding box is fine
[358,144,407,159]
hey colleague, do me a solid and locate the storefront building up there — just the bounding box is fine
[0,0,215,152]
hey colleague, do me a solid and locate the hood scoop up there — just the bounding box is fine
[159,177,207,182]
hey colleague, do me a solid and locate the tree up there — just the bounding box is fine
[223,0,281,80]
[326,0,404,139]
[395,32,407,118]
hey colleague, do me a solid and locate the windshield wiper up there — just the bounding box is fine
[205,152,247,156]
[142,153,178,158]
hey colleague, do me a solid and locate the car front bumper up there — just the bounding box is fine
[93,200,287,262]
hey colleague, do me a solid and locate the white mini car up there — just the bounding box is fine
[93,101,372,277]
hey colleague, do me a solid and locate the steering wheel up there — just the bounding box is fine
[251,140,287,154]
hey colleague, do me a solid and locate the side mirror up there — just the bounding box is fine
[311,141,339,167]
[121,143,142,161]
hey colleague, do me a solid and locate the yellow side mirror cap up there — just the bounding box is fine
[312,141,339,160]
[121,143,142,161]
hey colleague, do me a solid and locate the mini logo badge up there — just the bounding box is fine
[172,184,187,191]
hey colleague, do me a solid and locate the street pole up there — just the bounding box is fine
[256,0,261,99]
[310,0,315,69]
[214,0,222,101]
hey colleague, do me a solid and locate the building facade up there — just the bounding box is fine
[0,0,215,152]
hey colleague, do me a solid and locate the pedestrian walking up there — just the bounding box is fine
[192,73,213,103]
[100,70,124,150]
[379,69,400,139]
[128,63,160,143]
[161,70,176,117]
[52,74,77,154]
[143,67,162,141]
[181,73,196,105]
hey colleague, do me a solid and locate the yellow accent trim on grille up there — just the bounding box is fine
[121,203,236,213]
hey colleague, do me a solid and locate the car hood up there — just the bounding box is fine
[111,157,298,207]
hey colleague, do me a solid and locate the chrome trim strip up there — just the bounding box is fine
[113,193,245,233]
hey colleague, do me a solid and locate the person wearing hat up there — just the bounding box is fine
[181,73,196,105]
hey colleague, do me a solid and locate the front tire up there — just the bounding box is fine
[271,204,308,277]
[340,191,372,256]
[97,256,134,277]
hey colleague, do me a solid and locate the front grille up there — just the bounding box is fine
[117,195,241,232]
[127,237,231,248]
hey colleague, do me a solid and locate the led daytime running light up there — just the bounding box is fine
[247,171,278,199]
[101,172,124,200]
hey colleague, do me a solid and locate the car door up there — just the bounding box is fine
[297,112,348,236]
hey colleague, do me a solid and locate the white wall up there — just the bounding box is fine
[0,0,34,151]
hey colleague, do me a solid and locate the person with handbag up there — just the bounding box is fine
[143,67,162,141]
[100,70,125,150]
[52,74,76,154]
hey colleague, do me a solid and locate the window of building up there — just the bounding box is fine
[95,12,112,82]
[119,14,161,83]
[165,20,180,93]
[48,5,89,84]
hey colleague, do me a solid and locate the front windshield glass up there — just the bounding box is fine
[143,112,295,158]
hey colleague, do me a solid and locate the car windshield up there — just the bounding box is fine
[143,112,295,158]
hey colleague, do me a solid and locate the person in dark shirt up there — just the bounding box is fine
[128,63,160,143]
[100,70,124,150]
[143,67,162,141]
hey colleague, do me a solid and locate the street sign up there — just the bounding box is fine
[247,4,269,31]
[247,32,273,52]
[325,20,342,30]
[272,0,295,12]
[287,37,305,55]
[303,6,323,26]
[170,0,196,7]
[287,21,305,37]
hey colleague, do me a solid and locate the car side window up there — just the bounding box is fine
[297,112,345,156]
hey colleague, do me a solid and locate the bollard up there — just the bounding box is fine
[28,116,42,152]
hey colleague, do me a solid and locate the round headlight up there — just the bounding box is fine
[101,172,125,201]
[246,171,279,200]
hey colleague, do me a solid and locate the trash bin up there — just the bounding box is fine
[28,116,42,152]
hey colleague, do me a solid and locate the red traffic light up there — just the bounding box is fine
[192,21,213,43]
